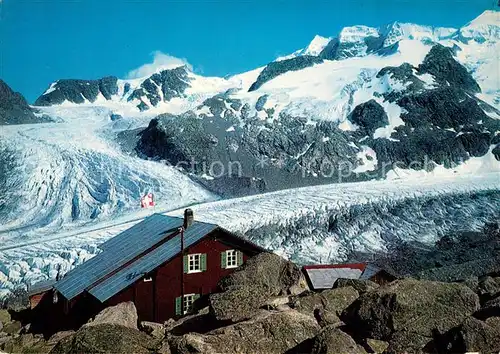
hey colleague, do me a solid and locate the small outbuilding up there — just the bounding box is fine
[302,262,396,290]
[47,210,264,325]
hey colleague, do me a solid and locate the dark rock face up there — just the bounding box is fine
[319,34,386,61]
[0,80,48,125]
[127,66,191,110]
[417,44,481,93]
[348,99,389,135]
[134,43,497,196]
[255,95,268,111]
[135,105,361,196]
[34,76,118,106]
[361,51,499,171]
[493,144,500,160]
[248,55,323,91]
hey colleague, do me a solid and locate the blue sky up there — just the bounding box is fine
[1,0,497,102]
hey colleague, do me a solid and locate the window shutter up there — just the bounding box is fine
[221,251,227,269]
[237,251,244,266]
[175,296,182,315]
[201,254,207,271]
[183,255,189,274]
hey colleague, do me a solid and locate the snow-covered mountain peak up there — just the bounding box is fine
[338,25,380,42]
[468,10,499,27]
[458,10,500,42]
[303,35,332,55]
[382,22,456,47]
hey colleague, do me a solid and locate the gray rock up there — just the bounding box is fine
[386,330,435,354]
[50,323,159,354]
[209,253,304,322]
[477,276,500,300]
[0,310,11,325]
[47,331,76,346]
[169,310,320,354]
[333,278,380,294]
[476,295,500,320]
[85,302,138,330]
[219,252,303,294]
[291,287,359,326]
[140,321,165,340]
[341,278,479,341]
[310,325,367,354]
[447,317,500,353]
[485,316,500,330]
[365,338,389,353]
[2,321,22,335]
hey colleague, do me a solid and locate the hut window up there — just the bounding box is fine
[175,293,200,315]
[222,250,243,269]
[225,250,238,268]
[185,253,206,273]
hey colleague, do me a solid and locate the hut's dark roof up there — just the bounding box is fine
[55,214,216,301]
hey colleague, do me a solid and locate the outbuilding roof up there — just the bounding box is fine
[303,262,384,290]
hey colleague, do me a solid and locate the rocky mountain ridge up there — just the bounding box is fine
[0,80,50,125]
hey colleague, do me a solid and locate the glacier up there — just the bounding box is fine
[1,172,498,295]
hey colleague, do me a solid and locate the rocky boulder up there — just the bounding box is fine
[365,338,389,353]
[47,331,75,346]
[310,326,366,354]
[446,317,500,353]
[333,278,379,294]
[209,253,306,322]
[291,287,359,326]
[341,278,479,349]
[477,275,500,301]
[219,252,304,294]
[169,309,320,354]
[51,323,158,354]
[475,295,500,320]
[1,321,21,335]
[1,333,48,354]
[0,310,10,325]
[140,321,165,340]
[84,302,138,330]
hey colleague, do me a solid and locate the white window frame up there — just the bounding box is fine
[188,253,202,274]
[225,249,238,269]
[183,293,196,314]
[143,276,152,282]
